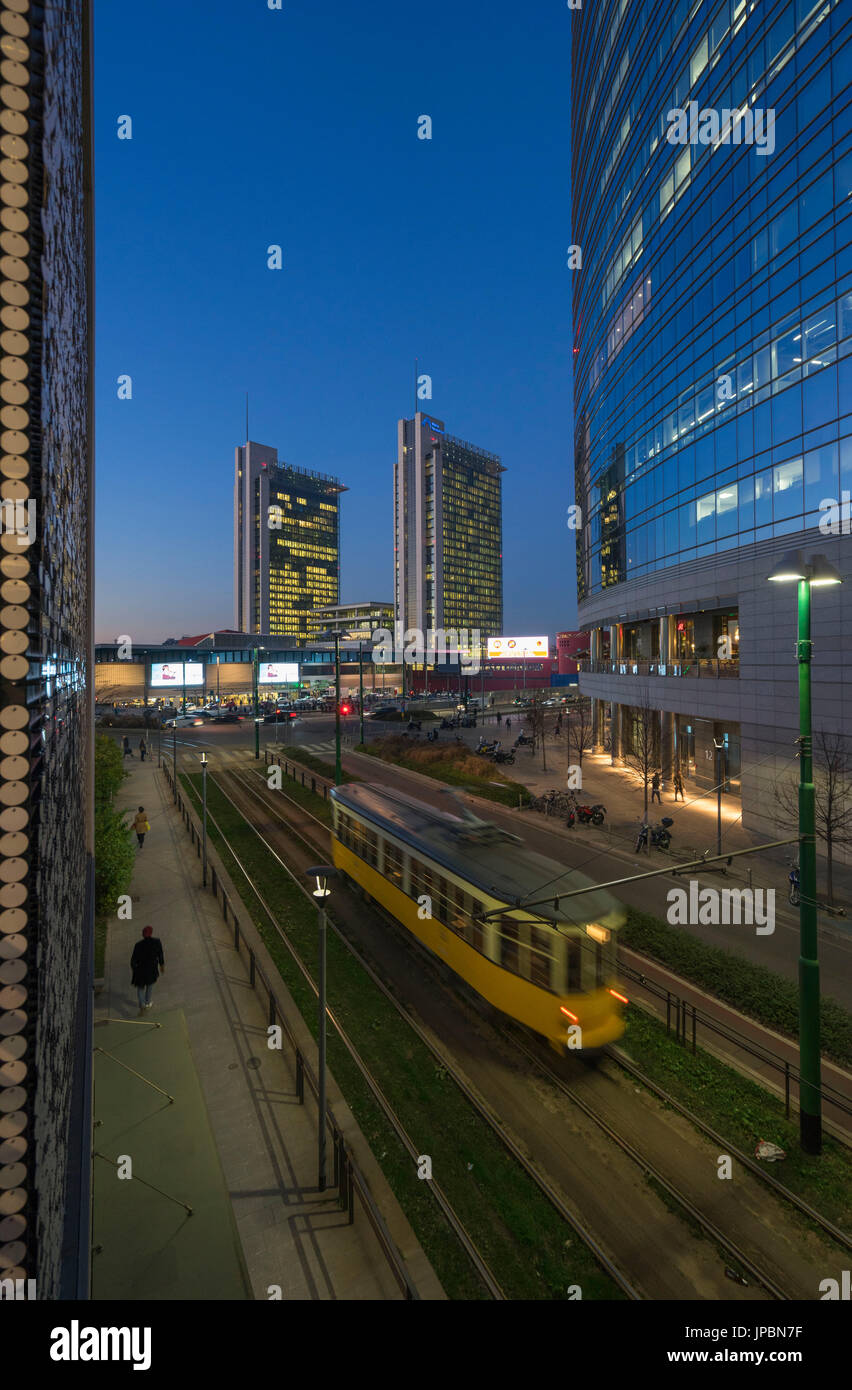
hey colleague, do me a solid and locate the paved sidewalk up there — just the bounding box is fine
[96,754,408,1300]
[403,714,852,914]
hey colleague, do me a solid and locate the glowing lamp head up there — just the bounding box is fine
[306,864,337,899]
[767,549,807,583]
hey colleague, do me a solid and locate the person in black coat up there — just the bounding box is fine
[131,925,165,1013]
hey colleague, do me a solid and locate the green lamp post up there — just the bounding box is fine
[767,549,843,1154]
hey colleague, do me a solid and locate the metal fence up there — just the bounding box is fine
[620,957,852,1132]
[581,658,739,679]
[164,760,419,1299]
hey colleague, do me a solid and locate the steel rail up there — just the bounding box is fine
[506,1026,792,1300]
[203,765,642,1300]
[181,771,504,1299]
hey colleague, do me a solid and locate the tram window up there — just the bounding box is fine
[530,928,552,990]
[409,857,425,900]
[362,827,378,868]
[449,884,467,934]
[434,876,449,922]
[385,843,404,887]
[469,900,484,952]
[499,917,520,975]
[595,943,604,987]
[566,940,582,992]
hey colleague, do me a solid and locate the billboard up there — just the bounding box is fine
[150,661,205,687]
[487,636,549,660]
[258,662,299,685]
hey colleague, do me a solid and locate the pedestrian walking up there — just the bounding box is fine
[505,717,511,731]
[122,734,133,758]
[132,806,150,849]
[673,768,684,801]
[497,710,502,725]
[139,735,147,762]
[131,925,164,1014]
[651,771,662,804]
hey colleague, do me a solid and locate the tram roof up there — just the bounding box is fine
[331,783,624,930]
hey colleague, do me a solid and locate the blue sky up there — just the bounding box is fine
[94,0,573,643]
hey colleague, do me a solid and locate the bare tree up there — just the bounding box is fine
[774,730,852,906]
[565,695,594,787]
[524,691,549,772]
[618,688,660,850]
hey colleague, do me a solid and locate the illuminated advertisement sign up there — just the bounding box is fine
[486,636,549,660]
[258,662,299,684]
[150,661,205,687]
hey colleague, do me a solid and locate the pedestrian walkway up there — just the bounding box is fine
[95,754,421,1300]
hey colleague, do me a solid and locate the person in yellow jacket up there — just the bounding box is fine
[132,806,150,849]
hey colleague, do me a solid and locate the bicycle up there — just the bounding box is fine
[788,861,800,906]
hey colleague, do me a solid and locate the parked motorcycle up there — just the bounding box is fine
[575,801,606,826]
[635,816,674,852]
[494,749,515,764]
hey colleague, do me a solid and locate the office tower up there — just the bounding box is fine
[0,0,95,1296]
[573,0,851,837]
[234,441,347,642]
[394,413,504,650]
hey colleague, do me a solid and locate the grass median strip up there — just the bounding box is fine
[362,736,532,808]
[618,1009,851,1232]
[182,771,622,1301]
[623,906,852,1067]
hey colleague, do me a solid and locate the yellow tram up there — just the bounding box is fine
[330,783,627,1052]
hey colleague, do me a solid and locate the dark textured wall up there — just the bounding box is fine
[0,0,93,1299]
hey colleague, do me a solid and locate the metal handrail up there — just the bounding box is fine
[619,958,852,1122]
[579,658,740,678]
[163,760,419,1299]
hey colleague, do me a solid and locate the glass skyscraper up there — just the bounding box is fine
[573,0,851,834]
[395,413,504,656]
[233,442,347,642]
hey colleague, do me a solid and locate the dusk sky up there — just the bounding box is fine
[94,0,573,644]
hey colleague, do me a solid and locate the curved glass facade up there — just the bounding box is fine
[573,0,851,600]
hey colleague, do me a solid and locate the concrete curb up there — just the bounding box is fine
[162,763,446,1302]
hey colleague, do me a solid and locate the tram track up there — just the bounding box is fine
[187,755,845,1298]
[180,772,506,1299]
[248,747,852,1248]
[195,763,642,1300]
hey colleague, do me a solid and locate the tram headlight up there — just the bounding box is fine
[586,923,611,944]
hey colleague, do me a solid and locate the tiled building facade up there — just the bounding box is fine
[0,0,94,1297]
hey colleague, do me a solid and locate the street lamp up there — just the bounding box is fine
[358,640,365,746]
[252,646,264,761]
[767,547,843,1154]
[305,864,338,1191]
[713,736,726,857]
[315,629,342,784]
[200,752,208,887]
